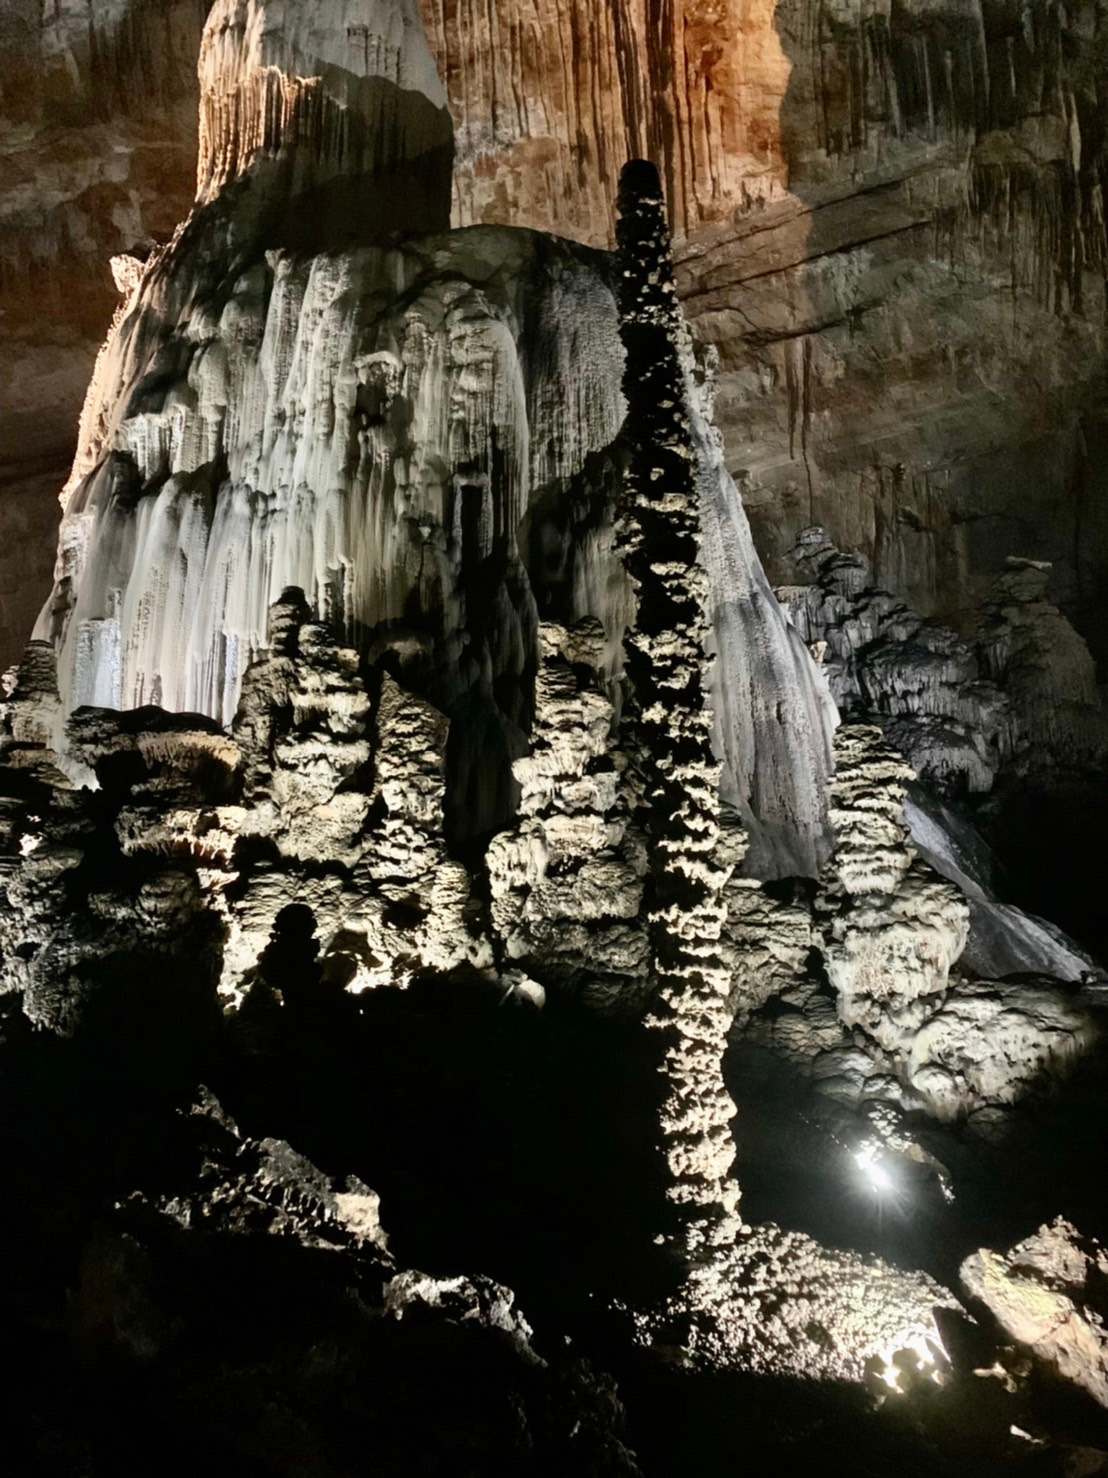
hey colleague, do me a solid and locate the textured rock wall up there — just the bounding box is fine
[615,157,740,1252]
[676,0,1108,659]
[417,0,1108,661]
[0,0,210,659]
[4,0,1108,671]
[31,0,836,875]
[419,0,787,246]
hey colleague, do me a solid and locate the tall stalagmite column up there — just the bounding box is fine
[615,159,741,1260]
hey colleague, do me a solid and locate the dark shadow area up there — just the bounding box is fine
[978,780,1108,961]
[726,1020,1108,1299]
[218,967,675,1333]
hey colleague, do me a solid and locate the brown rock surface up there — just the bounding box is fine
[3,0,1108,673]
[419,0,1108,659]
[420,0,787,246]
[0,0,209,660]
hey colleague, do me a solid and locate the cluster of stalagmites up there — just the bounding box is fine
[6,389,1108,1388]
[2,587,1106,1393]
[779,528,1108,790]
[485,619,648,1010]
[1,591,670,1026]
[742,723,1100,1128]
[7,0,1108,1418]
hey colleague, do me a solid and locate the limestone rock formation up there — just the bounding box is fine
[675,1220,957,1383]
[196,0,452,231]
[31,0,837,877]
[779,526,1007,794]
[421,0,784,247]
[962,1220,1108,1411]
[907,980,1098,1123]
[819,724,969,1058]
[5,0,1108,688]
[0,0,209,662]
[3,1,1108,1470]
[485,618,650,1007]
[979,558,1108,777]
[905,790,1099,983]
[421,0,1108,664]
[614,156,741,1257]
[82,1089,644,1474]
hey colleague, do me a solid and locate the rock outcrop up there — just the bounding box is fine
[30,0,837,877]
[779,526,1007,795]
[0,1,210,662]
[962,1219,1108,1411]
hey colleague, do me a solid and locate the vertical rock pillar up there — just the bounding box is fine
[615,160,741,1262]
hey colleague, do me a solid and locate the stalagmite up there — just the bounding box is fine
[614,155,741,1252]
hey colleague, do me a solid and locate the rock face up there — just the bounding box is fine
[417,0,1108,663]
[64,1089,643,1474]
[420,0,786,247]
[779,526,1008,795]
[0,0,210,664]
[962,1220,1108,1411]
[673,0,1108,665]
[6,0,1108,679]
[979,557,1108,776]
[196,0,452,231]
[31,0,838,876]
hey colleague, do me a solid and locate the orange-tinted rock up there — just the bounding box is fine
[0,1,209,663]
[3,0,1108,672]
[420,0,789,247]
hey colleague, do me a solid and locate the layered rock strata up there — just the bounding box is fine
[6,0,1108,682]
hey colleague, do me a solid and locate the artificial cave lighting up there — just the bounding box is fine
[869,1332,951,1398]
[852,1142,895,1196]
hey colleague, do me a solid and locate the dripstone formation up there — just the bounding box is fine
[2,1,1108,1474]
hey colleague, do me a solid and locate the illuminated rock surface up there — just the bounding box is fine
[7,0,1108,685]
[31,0,837,877]
[963,1220,1108,1412]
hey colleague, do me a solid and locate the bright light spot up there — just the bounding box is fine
[19,833,42,857]
[870,1330,951,1399]
[1010,1426,1044,1445]
[866,1160,894,1192]
[853,1143,894,1194]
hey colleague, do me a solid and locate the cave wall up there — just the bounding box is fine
[0,0,210,661]
[1,0,1107,668]
[419,0,1108,662]
[681,0,1108,661]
